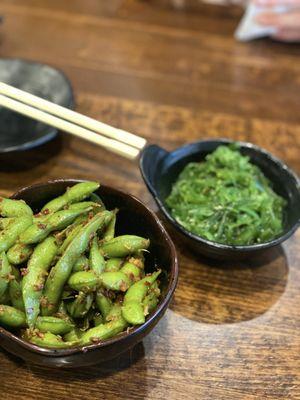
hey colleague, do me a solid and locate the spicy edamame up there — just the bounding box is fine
[0,181,162,349]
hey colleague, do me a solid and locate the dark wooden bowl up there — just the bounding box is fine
[0,179,178,367]
[140,139,300,260]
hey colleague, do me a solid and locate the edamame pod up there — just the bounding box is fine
[0,218,15,230]
[121,301,145,325]
[72,255,89,272]
[42,211,112,315]
[89,237,105,275]
[93,313,103,326]
[99,271,131,292]
[0,289,10,305]
[0,252,12,298]
[0,305,26,328]
[102,210,117,242]
[24,330,78,348]
[79,305,127,346]
[7,243,33,265]
[35,316,74,335]
[120,261,142,282]
[0,216,32,253]
[100,235,150,258]
[0,198,33,218]
[89,193,106,209]
[123,270,161,305]
[58,224,82,255]
[128,255,145,270]
[55,300,71,319]
[55,213,88,246]
[143,291,159,315]
[95,291,112,320]
[68,271,99,292]
[105,258,123,272]
[122,270,161,325]
[63,328,83,342]
[66,292,93,319]
[20,208,91,245]
[22,236,58,328]
[9,279,24,311]
[41,182,100,213]
[68,202,102,212]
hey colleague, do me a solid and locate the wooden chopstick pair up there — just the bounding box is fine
[0,82,147,160]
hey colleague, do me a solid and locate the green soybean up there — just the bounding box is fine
[24,330,78,348]
[0,252,12,299]
[102,210,117,241]
[68,271,99,292]
[93,313,103,326]
[41,211,112,316]
[41,182,100,213]
[89,236,105,275]
[0,198,33,218]
[55,300,71,319]
[100,235,150,258]
[35,316,74,335]
[0,216,32,253]
[0,218,16,230]
[122,270,161,325]
[7,243,33,265]
[63,328,83,342]
[67,292,93,319]
[95,291,112,320]
[68,201,102,212]
[123,270,161,305]
[105,258,123,272]
[99,271,131,292]
[0,289,10,305]
[22,236,58,328]
[58,223,83,255]
[120,261,142,282]
[20,208,91,245]
[72,255,89,272]
[9,279,24,311]
[143,291,159,315]
[79,305,127,346]
[0,305,26,328]
[55,213,88,246]
[121,301,145,325]
[89,192,106,209]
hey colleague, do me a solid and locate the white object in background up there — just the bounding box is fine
[235,3,289,41]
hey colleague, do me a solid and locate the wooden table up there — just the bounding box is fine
[0,1,299,398]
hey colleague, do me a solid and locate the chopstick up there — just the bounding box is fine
[0,82,147,160]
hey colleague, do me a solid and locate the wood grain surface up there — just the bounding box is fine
[0,0,300,399]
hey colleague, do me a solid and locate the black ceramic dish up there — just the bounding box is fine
[0,180,178,367]
[0,59,74,152]
[140,138,300,260]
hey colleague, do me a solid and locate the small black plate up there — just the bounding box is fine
[0,58,74,152]
[140,139,300,260]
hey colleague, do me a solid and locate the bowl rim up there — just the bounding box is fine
[0,179,178,357]
[142,138,300,252]
[0,57,75,153]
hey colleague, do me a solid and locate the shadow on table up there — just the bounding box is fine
[169,227,289,324]
[0,134,63,173]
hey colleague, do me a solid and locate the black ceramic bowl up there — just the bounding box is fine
[0,180,178,367]
[140,139,300,260]
[0,58,74,152]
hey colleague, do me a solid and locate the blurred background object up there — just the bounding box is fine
[0,59,74,152]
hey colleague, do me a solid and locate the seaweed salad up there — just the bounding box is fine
[166,144,286,245]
